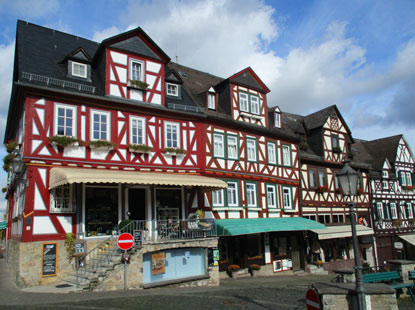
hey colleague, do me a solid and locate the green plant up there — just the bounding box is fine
[162,147,186,155]
[299,142,308,151]
[335,188,343,195]
[249,264,261,271]
[64,233,75,261]
[196,209,205,219]
[332,146,342,154]
[49,135,80,147]
[128,144,152,153]
[88,140,116,149]
[227,264,240,272]
[118,219,133,231]
[5,140,18,153]
[128,79,149,90]
[3,153,16,172]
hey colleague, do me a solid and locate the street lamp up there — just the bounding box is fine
[12,153,26,175]
[337,161,366,310]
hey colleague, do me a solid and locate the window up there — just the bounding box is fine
[309,170,317,188]
[166,83,179,96]
[266,185,277,209]
[130,59,144,81]
[246,183,257,207]
[212,189,224,207]
[319,214,331,224]
[282,145,291,166]
[390,203,397,219]
[246,138,257,162]
[55,104,76,136]
[275,112,281,128]
[406,172,412,186]
[334,175,340,189]
[318,171,327,187]
[239,92,249,112]
[50,184,75,213]
[267,142,277,165]
[130,116,145,145]
[382,170,389,178]
[382,181,388,190]
[165,122,180,148]
[399,205,406,219]
[227,135,238,160]
[406,203,413,219]
[227,181,239,207]
[400,171,407,186]
[376,202,384,220]
[250,96,260,115]
[208,92,216,110]
[213,133,225,158]
[282,187,293,210]
[91,110,110,140]
[333,214,345,223]
[331,135,339,149]
[72,62,87,78]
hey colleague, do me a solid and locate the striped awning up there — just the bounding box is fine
[49,167,227,191]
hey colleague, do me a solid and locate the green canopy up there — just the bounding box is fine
[216,217,326,236]
[0,221,7,230]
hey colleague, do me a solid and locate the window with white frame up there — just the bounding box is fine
[382,170,389,178]
[390,203,398,219]
[406,203,413,219]
[250,95,260,115]
[332,214,344,223]
[55,103,76,136]
[227,135,238,160]
[400,171,407,186]
[50,184,75,213]
[166,83,179,96]
[72,62,87,78]
[246,138,257,162]
[382,181,388,190]
[275,112,281,128]
[318,171,327,187]
[130,116,145,145]
[309,170,317,188]
[282,187,293,210]
[208,92,216,110]
[239,92,249,112]
[266,185,277,209]
[212,189,224,207]
[267,142,277,165]
[165,122,180,148]
[376,202,384,219]
[246,183,257,207]
[406,172,412,186]
[227,181,239,207]
[282,145,291,166]
[334,175,340,189]
[399,205,406,219]
[130,59,144,81]
[91,110,110,140]
[213,133,225,158]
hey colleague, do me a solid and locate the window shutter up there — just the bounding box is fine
[412,172,415,186]
[406,204,411,219]
[384,203,390,220]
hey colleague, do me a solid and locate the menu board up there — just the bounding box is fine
[133,230,142,247]
[42,243,57,277]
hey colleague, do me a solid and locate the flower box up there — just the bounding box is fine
[49,135,81,148]
[128,144,152,153]
[127,80,149,90]
[316,186,329,193]
[88,140,116,150]
[162,147,186,156]
[335,188,343,195]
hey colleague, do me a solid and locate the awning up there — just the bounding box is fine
[0,221,7,230]
[311,225,374,240]
[216,217,326,236]
[398,234,415,247]
[49,167,227,190]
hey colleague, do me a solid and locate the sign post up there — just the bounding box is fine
[306,288,321,310]
[117,233,134,291]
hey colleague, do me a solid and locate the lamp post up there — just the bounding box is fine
[336,161,366,310]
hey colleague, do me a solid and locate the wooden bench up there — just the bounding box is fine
[363,271,415,302]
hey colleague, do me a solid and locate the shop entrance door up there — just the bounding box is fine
[128,188,146,221]
[290,235,301,271]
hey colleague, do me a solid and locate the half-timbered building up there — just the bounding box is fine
[354,135,415,267]
[284,106,375,272]
[166,63,324,274]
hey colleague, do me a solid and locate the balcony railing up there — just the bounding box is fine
[21,72,96,93]
[375,219,415,231]
[118,219,217,243]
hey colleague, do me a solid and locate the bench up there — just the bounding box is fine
[363,271,415,302]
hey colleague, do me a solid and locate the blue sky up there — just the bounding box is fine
[0,0,414,218]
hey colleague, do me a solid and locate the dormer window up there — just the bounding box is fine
[238,91,260,115]
[72,62,87,78]
[166,83,179,97]
[382,170,389,178]
[130,59,144,81]
[275,111,281,128]
[208,87,216,110]
[251,96,260,114]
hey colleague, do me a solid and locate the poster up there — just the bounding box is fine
[42,243,57,277]
[213,249,219,266]
[152,252,165,275]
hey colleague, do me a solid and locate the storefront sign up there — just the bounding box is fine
[42,243,57,277]
[394,242,403,249]
[152,252,166,275]
[133,230,142,247]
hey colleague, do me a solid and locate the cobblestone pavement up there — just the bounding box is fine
[0,259,413,309]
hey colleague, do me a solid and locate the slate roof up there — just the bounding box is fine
[356,135,402,169]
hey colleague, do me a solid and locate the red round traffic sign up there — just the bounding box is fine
[306,288,321,310]
[117,233,134,251]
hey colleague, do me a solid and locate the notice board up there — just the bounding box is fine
[42,242,57,277]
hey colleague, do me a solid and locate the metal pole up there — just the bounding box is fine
[349,202,366,310]
[124,250,127,291]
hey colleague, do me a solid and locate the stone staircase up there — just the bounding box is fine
[308,264,329,275]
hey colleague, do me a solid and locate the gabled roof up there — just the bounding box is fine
[225,67,270,93]
[358,135,403,169]
[302,105,352,136]
[64,47,93,63]
[165,66,184,84]
[101,27,170,64]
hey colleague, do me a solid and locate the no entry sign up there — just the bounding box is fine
[117,233,134,251]
[306,288,321,310]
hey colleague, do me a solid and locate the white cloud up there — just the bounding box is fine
[91,26,123,42]
[0,0,59,18]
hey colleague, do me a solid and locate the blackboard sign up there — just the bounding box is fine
[73,241,85,255]
[42,243,57,277]
[133,230,142,247]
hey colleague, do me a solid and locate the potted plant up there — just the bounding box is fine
[332,146,342,154]
[316,260,324,269]
[128,144,152,153]
[299,142,308,151]
[227,264,241,279]
[335,188,343,195]
[316,186,329,194]
[49,135,81,148]
[249,264,261,277]
[88,140,116,150]
[162,147,186,156]
[127,80,149,90]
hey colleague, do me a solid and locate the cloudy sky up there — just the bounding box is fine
[0,0,414,218]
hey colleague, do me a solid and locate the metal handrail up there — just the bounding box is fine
[21,72,96,93]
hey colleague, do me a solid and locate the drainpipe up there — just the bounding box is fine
[372,235,379,271]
